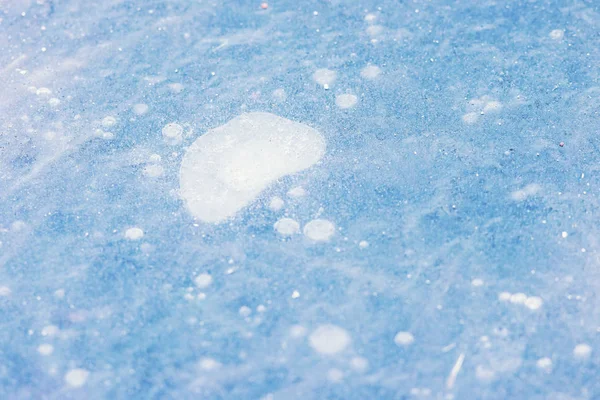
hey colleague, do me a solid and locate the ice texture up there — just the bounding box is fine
[0,0,599,399]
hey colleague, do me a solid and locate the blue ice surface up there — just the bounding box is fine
[1,0,600,398]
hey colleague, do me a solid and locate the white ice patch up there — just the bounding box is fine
[133,103,149,115]
[162,123,183,145]
[303,219,335,241]
[336,94,358,109]
[360,65,381,79]
[510,184,541,201]
[179,112,326,223]
[124,227,144,240]
[64,368,89,388]
[309,324,351,355]
[268,196,284,211]
[394,331,415,346]
[287,186,306,198]
[313,69,337,87]
[274,218,300,236]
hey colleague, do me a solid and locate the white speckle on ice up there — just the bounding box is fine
[48,98,60,107]
[364,13,377,23]
[561,231,568,238]
[41,325,59,336]
[511,184,541,201]
[268,196,284,211]
[524,296,543,310]
[0,286,11,296]
[143,164,164,177]
[239,306,252,317]
[36,87,52,96]
[471,278,484,287]
[291,290,300,299]
[54,289,65,298]
[287,186,306,198]
[509,293,527,304]
[573,343,592,359]
[360,65,381,79]
[366,25,384,36]
[350,356,369,372]
[194,273,213,289]
[37,344,54,356]
[124,227,144,240]
[309,324,351,355]
[257,305,266,313]
[313,69,337,86]
[462,112,479,124]
[179,112,326,223]
[64,368,89,388]
[102,116,117,128]
[327,368,344,383]
[475,365,495,382]
[168,83,184,93]
[336,93,358,109]
[359,240,369,249]
[498,292,512,301]
[162,123,183,145]
[290,325,307,338]
[274,218,300,236]
[272,88,286,101]
[303,219,335,241]
[394,331,414,346]
[549,29,564,40]
[133,103,149,115]
[483,101,502,113]
[199,357,221,370]
[536,357,552,371]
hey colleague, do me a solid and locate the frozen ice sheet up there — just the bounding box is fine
[1,0,600,399]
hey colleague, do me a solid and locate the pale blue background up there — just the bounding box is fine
[0,0,599,399]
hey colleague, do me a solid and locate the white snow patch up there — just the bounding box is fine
[366,25,384,36]
[536,357,552,371]
[303,219,335,241]
[290,325,307,338]
[0,286,11,296]
[509,293,528,304]
[360,65,381,79]
[510,184,541,201]
[168,83,184,93]
[313,69,337,86]
[350,356,369,372]
[37,344,54,356]
[573,343,592,359]
[309,324,351,355]
[287,186,306,198]
[336,94,358,109]
[179,112,326,223]
[359,240,369,249]
[102,116,117,128]
[124,227,144,240]
[268,196,284,211]
[199,357,221,370]
[64,368,89,388]
[462,112,479,125]
[524,296,543,310]
[194,273,213,289]
[133,103,149,115]
[274,218,300,236]
[143,164,164,177]
[162,123,183,145]
[394,331,414,346]
[239,306,252,317]
[549,29,564,40]
[327,368,344,383]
